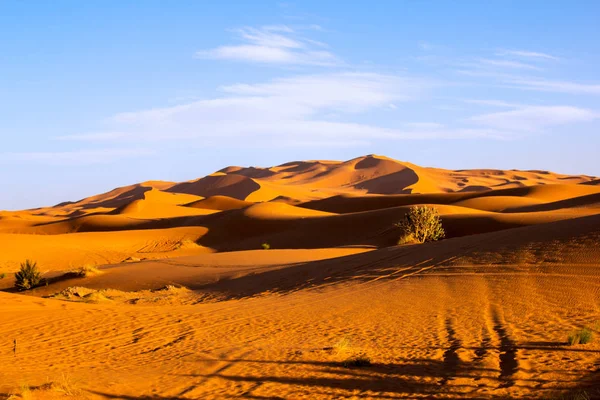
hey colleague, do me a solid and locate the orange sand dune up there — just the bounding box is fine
[1,155,599,400]
[29,155,596,218]
[0,227,210,275]
[185,195,253,211]
[1,209,599,399]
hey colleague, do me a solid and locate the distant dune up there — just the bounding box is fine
[1,155,599,399]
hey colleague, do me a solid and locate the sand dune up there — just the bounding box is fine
[185,195,252,211]
[22,154,595,217]
[1,155,599,399]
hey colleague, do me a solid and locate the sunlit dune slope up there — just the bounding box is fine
[0,155,598,275]
[18,154,595,217]
[1,203,599,399]
[1,155,600,400]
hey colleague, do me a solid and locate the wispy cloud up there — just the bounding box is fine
[55,132,129,141]
[478,58,542,71]
[496,49,559,61]
[53,25,599,154]
[1,148,154,165]
[418,41,434,51]
[196,25,340,66]
[468,106,597,132]
[505,78,600,94]
[404,122,444,129]
[57,72,508,145]
[454,69,600,95]
[462,99,527,108]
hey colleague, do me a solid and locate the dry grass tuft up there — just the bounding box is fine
[7,375,85,399]
[333,337,351,355]
[74,265,101,278]
[568,327,594,345]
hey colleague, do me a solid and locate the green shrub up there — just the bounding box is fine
[261,243,271,250]
[14,260,43,290]
[395,206,445,244]
[0,272,5,279]
[568,328,593,345]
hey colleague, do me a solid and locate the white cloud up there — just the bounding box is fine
[404,122,444,129]
[468,106,597,132]
[52,26,599,153]
[235,26,302,48]
[197,25,340,66]
[418,41,434,51]
[505,78,600,95]
[455,70,600,95]
[497,49,559,61]
[1,148,154,165]
[58,72,503,145]
[479,59,542,71]
[462,99,526,108]
[55,132,129,141]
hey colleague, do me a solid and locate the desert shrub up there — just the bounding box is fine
[395,206,445,244]
[551,390,593,400]
[261,243,271,250]
[75,265,101,277]
[333,337,351,355]
[0,272,5,279]
[342,353,372,368]
[568,327,594,345]
[14,260,43,291]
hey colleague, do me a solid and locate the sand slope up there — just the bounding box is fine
[1,155,599,399]
[1,216,599,399]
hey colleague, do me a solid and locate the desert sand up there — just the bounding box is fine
[1,155,599,399]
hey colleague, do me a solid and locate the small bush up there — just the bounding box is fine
[14,260,43,291]
[343,353,372,368]
[568,328,594,345]
[0,272,5,279]
[334,337,351,355]
[261,243,271,250]
[552,390,593,400]
[395,206,445,244]
[75,265,101,277]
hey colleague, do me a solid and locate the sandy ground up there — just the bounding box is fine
[1,155,599,399]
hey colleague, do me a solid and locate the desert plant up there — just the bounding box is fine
[261,243,271,250]
[0,272,5,279]
[549,389,593,400]
[14,260,43,291]
[567,327,594,345]
[395,206,445,244]
[75,265,101,277]
[333,337,351,355]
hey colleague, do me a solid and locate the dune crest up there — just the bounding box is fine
[1,155,599,399]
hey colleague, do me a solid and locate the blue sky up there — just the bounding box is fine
[1,1,599,210]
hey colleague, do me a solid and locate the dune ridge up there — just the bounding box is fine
[1,155,599,399]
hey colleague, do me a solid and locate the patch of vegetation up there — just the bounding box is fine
[6,374,82,399]
[175,239,200,250]
[395,206,445,244]
[548,389,593,400]
[74,265,101,277]
[14,260,44,291]
[261,243,271,250]
[342,353,372,368]
[0,272,5,279]
[567,327,594,345]
[333,337,351,355]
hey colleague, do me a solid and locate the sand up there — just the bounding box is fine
[0,155,599,399]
